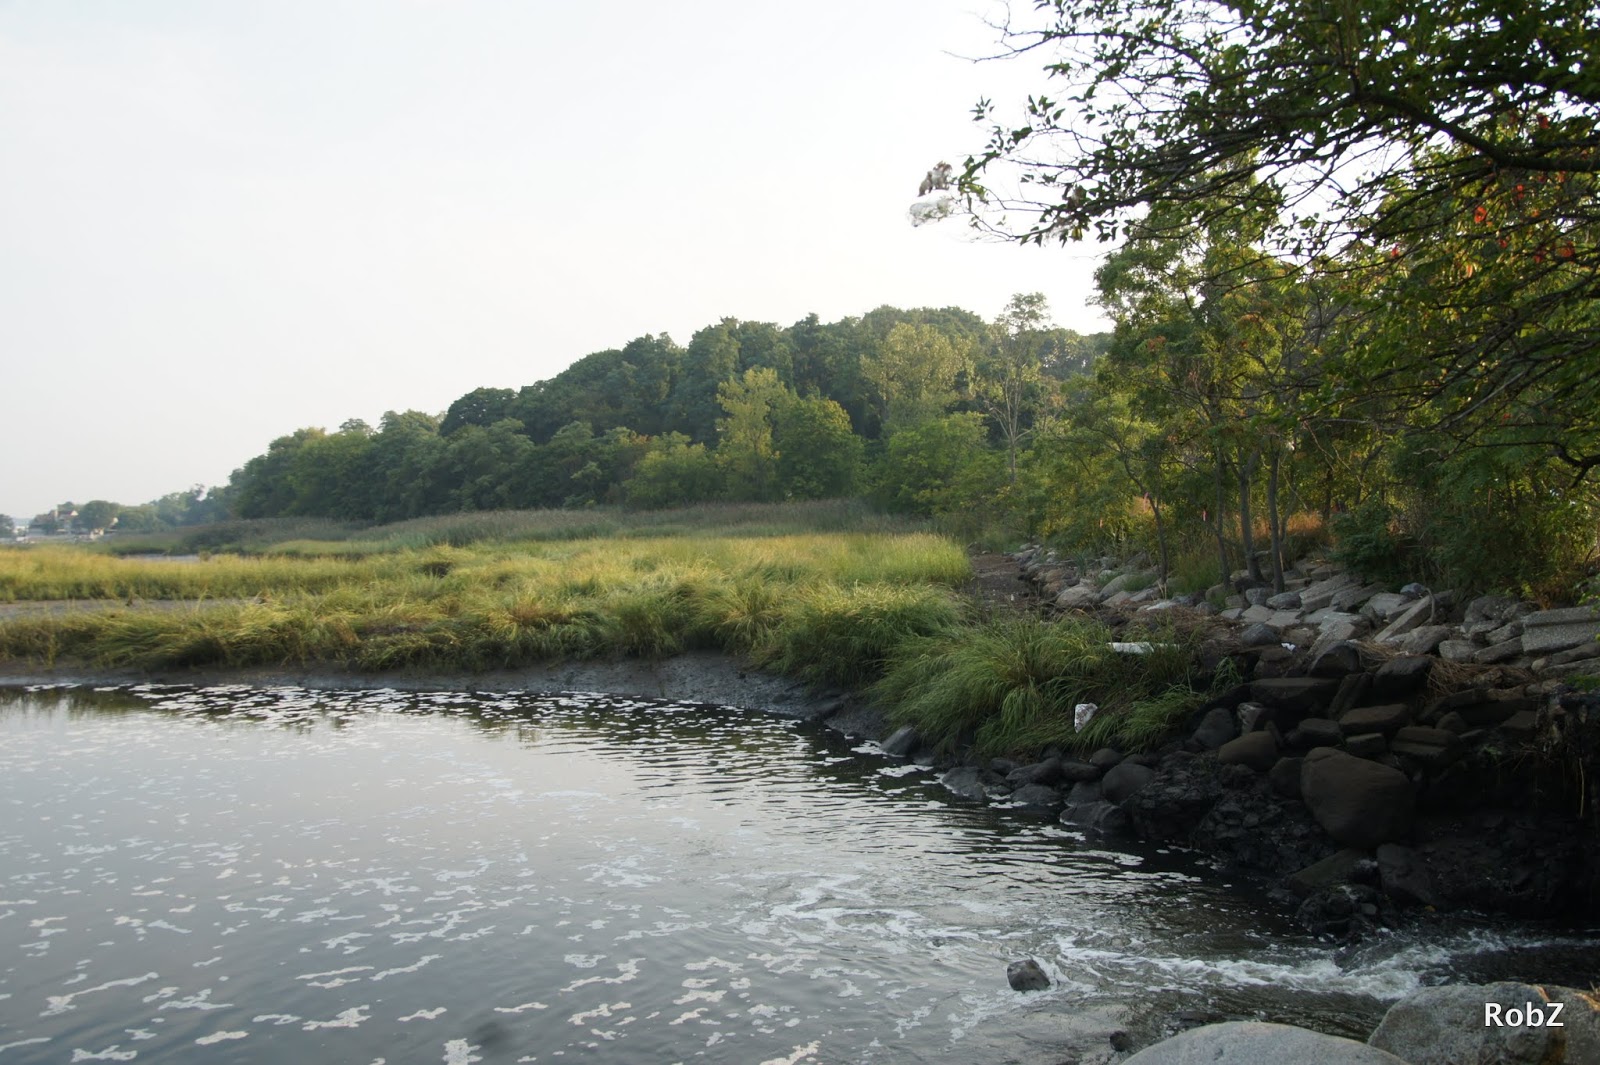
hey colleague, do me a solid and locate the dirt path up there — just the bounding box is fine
[964,552,1040,613]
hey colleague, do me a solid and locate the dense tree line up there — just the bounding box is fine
[221,303,1107,524]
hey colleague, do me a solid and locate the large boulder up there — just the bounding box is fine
[1217,730,1280,772]
[1300,747,1415,848]
[1102,761,1157,804]
[1521,605,1600,654]
[1125,1022,1408,1064]
[1191,706,1238,749]
[1370,982,1600,1065]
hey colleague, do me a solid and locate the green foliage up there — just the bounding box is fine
[873,413,1005,516]
[1329,502,1412,589]
[871,617,1199,756]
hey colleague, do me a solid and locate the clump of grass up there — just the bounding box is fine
[754,582,963,687]
[872,616,1200,756]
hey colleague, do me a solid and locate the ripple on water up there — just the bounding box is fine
[0,683,1593,1062]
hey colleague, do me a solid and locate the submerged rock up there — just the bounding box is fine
[1005,958,1051,991]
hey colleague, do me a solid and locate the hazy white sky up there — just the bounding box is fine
[0,0,1106,521]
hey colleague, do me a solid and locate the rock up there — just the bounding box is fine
[1310,640,1364,677]
[1191,706,1238,749]
[1551,640,1600,665]
[1267,756,1303,799]
[1371,655,1433,699]
[1057,759,1104,783]
[1007,784,1065,812]
[1005,958,1051,991]
[1521,605,1600,654]
[1343,732,1387,759]
[1102,761,1157,804]
[1362,592,1412,621]
[1390,726,1459,768]
[1500,709,1539,736]
[1194,789,1333,876]
[1488,619,1526,644]
[1331,583,1387,612]
[1329,672,1373,717]
[1400,624,1453,656]
[1249,677,1342,713]
[1400,581,1429,598]
[1123,753,1225,841]
[1286,847,1370,898]
[1475,637,1526,664]
[1288,717,1343,748]
[1298,572,1361,612]
[1464,594,1520,625]
[1100,569,1156,598]
[1064,780,1102,806]
[1125,1022,1408,1064]
[1061,799,1129,835]
[939,766,991,801]
[1055,583,1100,609]
[1088,747,1123,769]
[1301,747,1415,848]
[1337,703,1413,734]
[1217,730,1279,772]
[1236,700,1275,732]
[1369,982,1597,1065]
[880,725,920,758]
[1266,590,1303,609]
[1374,596,1436,643]
[1238,621,1279,646]
[1296,882,1384,939]
[1438,639,1478,662]
[1252,644,1298,677]
[1375,843,1440,907]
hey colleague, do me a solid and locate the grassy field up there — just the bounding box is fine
[1,503,1205,754]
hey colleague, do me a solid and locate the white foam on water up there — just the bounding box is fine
[372,954,442,980]
[563,954,604,969]
[442,1040,482,1065]
[493,1002,547,1014]
[560,958,642,992]
[0,1038,51,1056]
[569,1001,632,1026]
[194,1031,248,1045]
[43,973,159,1016]
[399,1008,448,1021]
[69,1048,137,1062]
[250,1014,301,1025]
[303,1005,372,1030]
[757,1041,820,1065]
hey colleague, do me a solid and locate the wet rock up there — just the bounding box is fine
[1191,706,1238,749]
[1088,747,1123,769]
[1309,640,1363,678]
[1295,882,1383,939]
[1369,982,1596,1065]
[1267,756,1303,799]
[939,766,992,801]
[1287,717,1343,749]
[1065,780,1103,807]
[1125,1021,1408,1064]
[1375,843,1440,908]
[1123,753,1224,841]
[880,725,920,758]
[1195,786,1333,876]
[1217,730,1279,772]
[1371,655,1433,700]
[1061,799,1129,835]
[1057,759,1105,783]
[1102,761,1157,804]
[1300,747,1415,848]
[1005,958,1050,991]
[1412,812,1588,914]
[1337,703,1412,734]
[1004,757,1063,788]
[1286,848,1370,898]
[1007,784,1065,813]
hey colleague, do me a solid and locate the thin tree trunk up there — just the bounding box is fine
[1151,492,1170,596]
[1213,448,1231,591]
[1237,447,1262,583]
[1266,446,1285,592]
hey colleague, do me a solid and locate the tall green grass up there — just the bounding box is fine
[872,616,1202,755]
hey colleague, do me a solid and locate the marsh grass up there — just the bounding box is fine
[872,616,1202,755]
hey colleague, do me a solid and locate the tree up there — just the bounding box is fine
[962,0,1600,479]
[773,395,864,499]
[978,293,1055,484]
[441,387,517,437]
[626,434,724,508]
[861,323,971,433]
[0,514,13,536]
[715,368,789,501]
[76,500,121,533]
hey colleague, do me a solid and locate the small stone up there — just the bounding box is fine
[1005,958,1050,992]
[1436,639,1477,662]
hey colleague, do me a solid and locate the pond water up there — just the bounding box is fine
[0,684,1594,1064]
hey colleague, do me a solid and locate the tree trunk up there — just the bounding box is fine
[1151,491,1170,596]
[1266,446,1285,592]
[1213,448,1231,590]
[1237,446,1262,583]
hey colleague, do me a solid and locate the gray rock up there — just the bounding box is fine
[1369,982,1594,1065]
[1372,655,1433,699]
[1298,573,1361,612]
[1521,605,1600,654]
[880,725,920,758]
[1007,783,1064,811]
[1241,604,1275,624]
[1102,761,1157,804]
[1310,640,1364,677]
[1487,619,1526,644]
[1400,582,1429,598]
[1331,583,1387,612]
[1337,703,1412,734]
[1343,732,1387,759]
[1400,624,1453,656]
[1055,584,1100,609]
[1267,756,1303,799]
[1061,799,1128,835]
[1376,843,1440,908]
[1065,780,1103,806]
[1056,759,1104,783]
[1362,592,1412,621]
[1126,1022,1408,1064]
[1244,586,1273,606]
[1237,621,1279,646]
[1287,847,1371,898]
[1236,700,1275,732]
[1475,637,1526,664]
[939,766,990,801]
[1266,590,1303,609]
[1191,706,1238,749]
[1217,730,1279,772]
[1301,747,1415,848]
[1551,640,1600,665]
[1329,672,1373,717]
[1088,747,1123,769]
[1374,596,1435,643]
[1438,639,1478,662]
[1249,676,1342,712]
[1464,594,1520,624]
[1288,717,1343,749]
[1005,958,1050,991]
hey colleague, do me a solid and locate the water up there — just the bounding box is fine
[0,684,1593,1064]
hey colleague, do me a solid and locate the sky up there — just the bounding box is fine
[0,0,1109,522]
